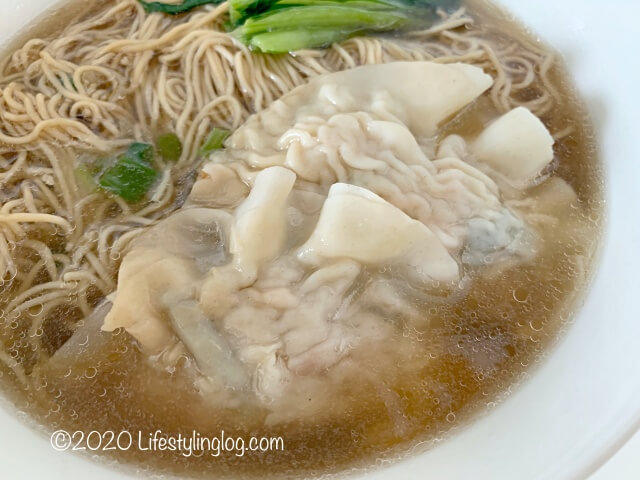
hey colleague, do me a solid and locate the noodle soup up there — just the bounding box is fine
[0,0,602,477]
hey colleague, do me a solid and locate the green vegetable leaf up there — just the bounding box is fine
[200,128,231,155]
[127,142,155,163]
[229,0,280,25]
[138,0,223,15]
[98,143,159,203]
[249,29,353,53]
[157,133,183,162]
[237,6,407,39]
[232,0,460,52]
[271,0,399,11]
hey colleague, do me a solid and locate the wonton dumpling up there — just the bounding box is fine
[167,298,249,389]
[188,164,249,207]
[212,61,509,254]
[231,166,296,269]
[102,208,232,356]
[472,107,555,186]
[199,166,296,316]
[298,183,459,283]
[303,62,494,137]
[462,208,530,266]
[102,250,194,355]
[100,61,559,419]
[230,61,492,155]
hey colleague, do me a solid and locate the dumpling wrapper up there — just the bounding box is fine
[231,61,493,154]
[167,298,249,389]
[316,62,494,137]
[102,208,232,356]
[472,107,555,187]
[298,183,459,283]
[231,166,296,269]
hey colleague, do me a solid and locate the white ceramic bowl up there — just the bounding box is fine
[1,1,639,478]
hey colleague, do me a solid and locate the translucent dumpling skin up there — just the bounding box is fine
[103,61,566,421]
[472,106,555,187]
[298,183,459,283]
